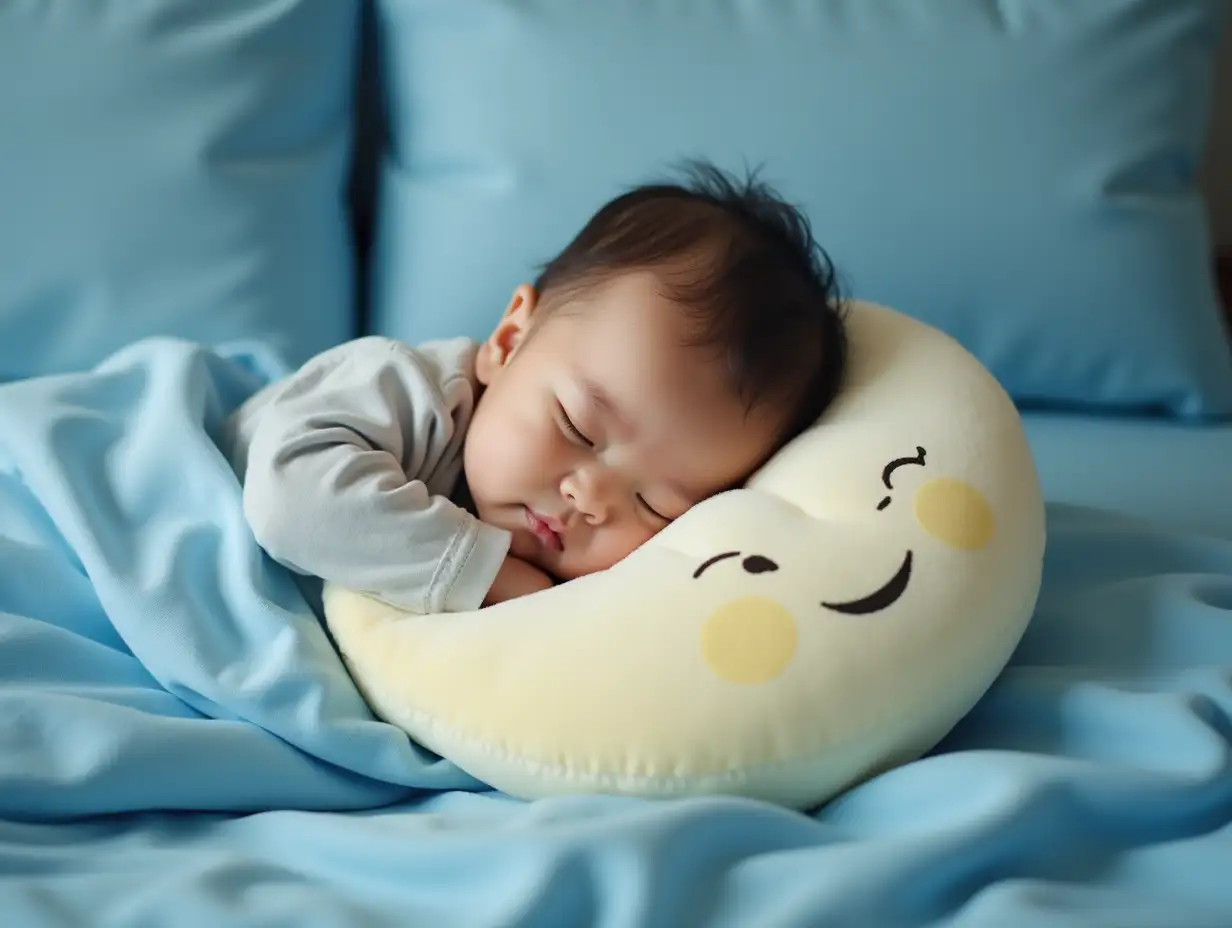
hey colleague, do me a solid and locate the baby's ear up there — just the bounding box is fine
[476,284,538,384]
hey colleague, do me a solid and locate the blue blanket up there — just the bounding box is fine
[2,340,1230,927]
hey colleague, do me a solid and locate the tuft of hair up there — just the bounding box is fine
[533,159,848,452]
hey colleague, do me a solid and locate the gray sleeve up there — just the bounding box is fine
[236,337,510,613]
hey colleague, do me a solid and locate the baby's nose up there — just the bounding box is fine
[564,466,621,523]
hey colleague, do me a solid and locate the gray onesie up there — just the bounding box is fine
[222,336,511,614]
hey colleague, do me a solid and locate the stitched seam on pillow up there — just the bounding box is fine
[382,699,876,793]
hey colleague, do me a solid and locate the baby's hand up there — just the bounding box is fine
[483,555,555,606]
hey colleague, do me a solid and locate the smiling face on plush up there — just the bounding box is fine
[685,451,997,688]
[324,302,1046,810]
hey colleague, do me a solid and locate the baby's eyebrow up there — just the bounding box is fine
[576,373,700,506]
[579,376,634,435]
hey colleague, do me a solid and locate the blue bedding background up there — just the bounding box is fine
[1,340,1230,927]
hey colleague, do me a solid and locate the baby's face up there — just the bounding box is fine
[464,271,783,582]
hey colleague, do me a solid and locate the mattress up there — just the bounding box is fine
[1024,412,1232,539]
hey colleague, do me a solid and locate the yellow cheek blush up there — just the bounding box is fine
[914,478,995,551]
[700,596,798,684]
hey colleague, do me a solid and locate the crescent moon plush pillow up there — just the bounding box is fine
[323,301,1047,810]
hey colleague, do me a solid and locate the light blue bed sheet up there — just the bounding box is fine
[1,340,1230,927]
[1024,413,1232,541]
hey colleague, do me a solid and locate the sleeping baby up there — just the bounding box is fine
[223,160,848,612]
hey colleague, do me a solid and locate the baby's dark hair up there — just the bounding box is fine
[533,160,848,452]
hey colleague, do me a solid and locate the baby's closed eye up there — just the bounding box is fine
[636,494,671,522]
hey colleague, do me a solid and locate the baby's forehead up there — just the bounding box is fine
[549,267,779,417]
[560,378,778,507]
[564,319,732,411]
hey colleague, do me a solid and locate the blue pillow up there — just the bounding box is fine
[0,1,358,380]
[369,0,1232,418]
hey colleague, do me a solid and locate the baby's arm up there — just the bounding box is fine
[235,338,510,613]
[485,556,555,606]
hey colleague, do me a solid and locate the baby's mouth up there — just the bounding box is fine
[525,507,564,552]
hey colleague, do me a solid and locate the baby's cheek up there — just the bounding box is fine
[606,520,661,570]
[464,406,525,501]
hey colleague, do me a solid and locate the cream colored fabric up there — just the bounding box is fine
[323,302,1047,809]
